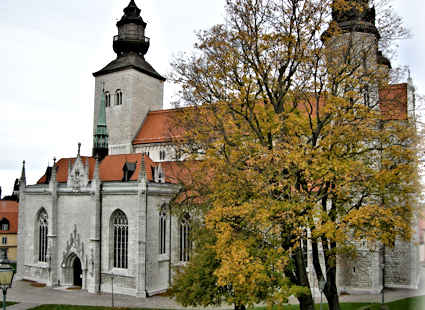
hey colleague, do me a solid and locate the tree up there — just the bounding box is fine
[170,226,273,310]
[169,1,419,310]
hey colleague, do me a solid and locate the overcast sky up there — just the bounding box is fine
[0,0,424,197]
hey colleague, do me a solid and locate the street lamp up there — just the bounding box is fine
[0,251,15,310]
[318,278,326,310]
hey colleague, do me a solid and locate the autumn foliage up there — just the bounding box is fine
[169,1,419,310]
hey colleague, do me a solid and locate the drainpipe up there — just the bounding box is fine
[168,205,172,287]
[98,183,103,294]
[381,245,385,305]
[144,183,148,297]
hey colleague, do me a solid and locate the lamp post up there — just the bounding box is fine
[318,278,326,310]
[0,251,15,310]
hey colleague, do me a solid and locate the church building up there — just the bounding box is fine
[16,0,419,297]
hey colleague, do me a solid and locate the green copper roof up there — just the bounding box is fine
[94,91,108,148]
[98,92,107,126]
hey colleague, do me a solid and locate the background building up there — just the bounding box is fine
[0,200,18,263]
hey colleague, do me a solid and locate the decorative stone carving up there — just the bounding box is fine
[67,156,89,192]
[61,225,86,269]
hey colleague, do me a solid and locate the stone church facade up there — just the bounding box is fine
[17,0,419,297]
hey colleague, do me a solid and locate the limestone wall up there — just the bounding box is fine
[93,69,164,155]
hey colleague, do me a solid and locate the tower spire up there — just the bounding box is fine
[20,160,26,186]
[92,91,109,161]
[323,0,391,69]
[113,0,150,58]
[324,0,380,40]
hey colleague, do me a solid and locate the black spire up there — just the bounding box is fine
[113,0,150,57]
[93,0,165,81]
[117,0,145,26]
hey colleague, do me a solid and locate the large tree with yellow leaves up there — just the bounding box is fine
[169,1,419,310]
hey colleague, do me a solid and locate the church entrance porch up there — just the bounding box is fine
[61,253,85,288]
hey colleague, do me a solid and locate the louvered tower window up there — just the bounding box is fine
[105,92,111,107]
[38,209,48,262]
[115,89,123,105]
[112,210,128,269]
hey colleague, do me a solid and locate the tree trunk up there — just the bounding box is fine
[294,246,315,310]
[234,303,246,310]
[312,196,341,310]
[322,241,340,310]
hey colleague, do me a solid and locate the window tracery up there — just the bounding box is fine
[112,210,128,269]
[38,209,48,262]
[179,215,191,262]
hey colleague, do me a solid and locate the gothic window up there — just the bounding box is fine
[159,207,167,254]
[115,89,123,106]
[105,92,111,107]
[112,210,128,269]
[0,218,9,231]
[179,215,191,262]
[38,209,48,263]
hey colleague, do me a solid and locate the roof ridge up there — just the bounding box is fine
[147,107,191,114]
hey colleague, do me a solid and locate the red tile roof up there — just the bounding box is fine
[0,201,18,234]
[133,108,186,145]
[37,154,158,184]
[133,84,409,146]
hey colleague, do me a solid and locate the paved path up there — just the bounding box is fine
[6,269,425,310]
[7,303,41,310]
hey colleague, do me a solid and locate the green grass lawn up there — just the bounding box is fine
[256,303,372,310]
[26,296,425,310]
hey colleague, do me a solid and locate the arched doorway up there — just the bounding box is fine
[72,256,82,286]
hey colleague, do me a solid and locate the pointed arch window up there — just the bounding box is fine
[159,207,167,254]
[38,209,48,263]
[115,89,123,106]
[179,214,191,262]
[112,210,128,269]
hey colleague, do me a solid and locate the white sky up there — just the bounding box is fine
[0,0,424,197]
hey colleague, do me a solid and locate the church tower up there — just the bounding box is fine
[93,0,165,155]
[323,0,391,73]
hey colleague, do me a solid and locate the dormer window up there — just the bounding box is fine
[105,92,111,107]
[115,89,123,105]
[152,165,165,183]
[0,218,9,231]
[122,162,136,182]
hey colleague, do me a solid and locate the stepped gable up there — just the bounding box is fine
[0,201,18,234]
[36,154,159,183]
